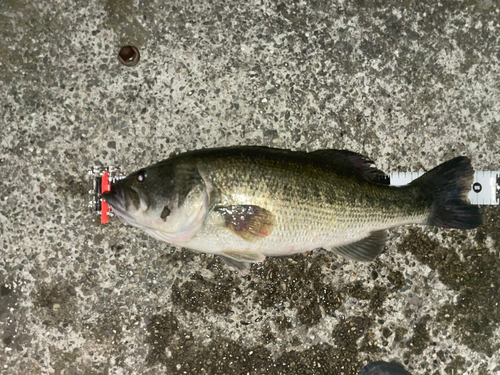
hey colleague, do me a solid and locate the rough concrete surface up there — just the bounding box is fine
[1,0,499,374]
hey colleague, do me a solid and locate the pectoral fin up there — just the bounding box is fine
[215,205,275,241]
[325,230,387,262]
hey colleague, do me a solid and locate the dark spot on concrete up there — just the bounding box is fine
[110,243,125,252]
[1,283,12,296]
[274,315,374,374]
[146,311,271,373]
[263,129,279,140]
[397,207,500,356]
[50,350,80,374]
[275,315,293,331]
[171,273,241,313]
[0,278,20,352]
[34,281,77,327]
[253,255,342,325]
[146,311,179,366]
[56,176,86,198]
[107,141,116,149]
[359,39,383,59]
[444,356,466,375]
[342,281,371,300]
[260,325,277,345]
[93,234,105,245]
[369,285,388,317]
[407,315,431,355]
[393,327,409,349]
[382,327,392,338]
[169,248,197,265]
[3,336,13,345]
[386,269,405,291]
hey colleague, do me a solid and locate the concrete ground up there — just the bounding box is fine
[1,0,500,374]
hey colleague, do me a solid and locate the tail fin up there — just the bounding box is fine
[410,156,482,229]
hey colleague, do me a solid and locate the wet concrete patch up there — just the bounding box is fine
[407,315,431,356]
[273,315,375,375]
[157,252,420,374]
[146,311,271,374]
[146,311,375,375]
[397,207,500,357]
[171,273,242,314]
[0,275,21,352]
[34,280,78,328]
[252,255,343,326]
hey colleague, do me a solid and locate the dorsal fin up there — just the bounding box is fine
[310,149,387,183]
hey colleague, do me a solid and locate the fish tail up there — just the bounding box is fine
[410,156,482,229]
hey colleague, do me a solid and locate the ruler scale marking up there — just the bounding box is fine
[388,171,500,206]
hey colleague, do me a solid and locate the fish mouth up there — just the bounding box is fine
[102,184,126,211]
[102,184,139,224]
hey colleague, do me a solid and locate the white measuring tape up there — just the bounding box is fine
[389,171,500,205]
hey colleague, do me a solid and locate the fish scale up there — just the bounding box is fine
[196,155,421,254]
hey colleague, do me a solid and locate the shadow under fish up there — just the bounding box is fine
[359,361,413,375]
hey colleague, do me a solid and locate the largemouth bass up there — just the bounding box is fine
[103,147,482,274]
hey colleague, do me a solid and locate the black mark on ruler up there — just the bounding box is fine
[473,182,482,193]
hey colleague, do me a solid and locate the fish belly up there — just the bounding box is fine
[183,195,428,258]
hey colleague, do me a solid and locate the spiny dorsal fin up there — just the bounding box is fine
[310,149,387,183]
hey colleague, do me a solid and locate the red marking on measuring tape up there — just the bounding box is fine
[101,171,111,224]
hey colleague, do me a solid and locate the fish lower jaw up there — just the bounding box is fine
[144,227,196,245]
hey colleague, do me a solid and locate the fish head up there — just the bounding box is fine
[103,165,176,228]
[103,162,211,244]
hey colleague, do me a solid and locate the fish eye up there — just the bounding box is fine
[137,170,147,182]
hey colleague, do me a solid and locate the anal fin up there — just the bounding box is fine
[218,250,266,275]
[325,230,387,262]
[221,249,266,262]
[218,255,251,275]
